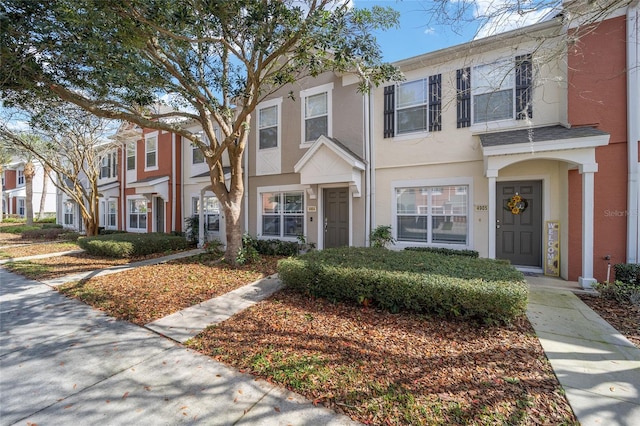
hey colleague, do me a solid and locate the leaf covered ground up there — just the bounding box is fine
[187,289,578,425]
[59,254,280,325]
[578,295,640,347]
[0,242,80,258]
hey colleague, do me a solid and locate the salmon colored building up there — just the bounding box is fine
[567,4,640,283]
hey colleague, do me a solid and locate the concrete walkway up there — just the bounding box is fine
[0,266,358,426]
[526,276,640,426]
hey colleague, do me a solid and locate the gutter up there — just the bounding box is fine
[364,89,371,246]
[171,133,176,232]
[628,0,640,263]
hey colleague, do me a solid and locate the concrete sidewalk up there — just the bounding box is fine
[526,276,640,426]
[0,267,358,425]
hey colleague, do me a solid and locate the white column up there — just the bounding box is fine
[579,164,598,289]
[487,170,498,259]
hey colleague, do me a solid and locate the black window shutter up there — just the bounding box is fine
[516,54,533,120]
[428,74,442,132]
[456,68,471,128]
[383,85,395,138]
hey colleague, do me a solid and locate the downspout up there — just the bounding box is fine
[171,133,176,232]
[369,84,377,237]
[628,0,640,263]
[121,143,126,231]
[364,87,372,246]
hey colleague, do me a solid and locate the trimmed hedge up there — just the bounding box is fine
[22,227,79,241]
[78,232,189,258]
[405,246,479,258]
[278,247,527,324]
[614,263,640,286]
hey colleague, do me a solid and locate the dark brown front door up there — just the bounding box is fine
[323,188,349,248]
[496,181,542,267]
[155,197,165,233]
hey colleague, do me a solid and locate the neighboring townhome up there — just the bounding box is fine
[2,158,57,220]
[372,16,613,287]
[565,2,640,285]
[122,126,183,234]
[245,71,370,249]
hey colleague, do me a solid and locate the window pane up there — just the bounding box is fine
[260,105,278,127]
[146,151,156,167]
[305,92,327,118]
[262,193,280,214]
[397,80,427,108]
[259,127,278,149]
[473,61,513,93]
[206,214,220,231]
[432,216,467,244]
[139,214,146,229]
[396,188,428,215]
[431,186,468,215]
[305,116,328,142]
[283,216,303,237]
[283,193,303,213]
[127,145,136,170]
[397,216,428,242]
[397,105,428,134]
[129,215,138,228]
[262,216,280,236]
[192,146,204,164]
[474,90,513,123]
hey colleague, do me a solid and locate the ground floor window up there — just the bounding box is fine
[17,199,25,217]
[260,191,304,238]
[192,196,220,232]
[63,201,74,226]
[106,200,117,228]
[128,199,147,231]
[395,185,468,244]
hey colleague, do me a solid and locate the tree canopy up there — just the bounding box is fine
[1,0,401,260]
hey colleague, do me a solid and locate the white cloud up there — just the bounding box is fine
[424,27,436,35]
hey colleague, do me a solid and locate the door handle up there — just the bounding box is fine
[496,219,501,229]
[324,217,328,232]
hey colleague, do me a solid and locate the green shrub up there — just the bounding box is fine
[78,232,189,258]
[41,223,63,229]
[613,263,640,286]
[35,216,57,223]
[404,246,479,258]
[1,225,41,234]
[99,229,128,235]
[278,247,527,324]
[594,280,640,306]
[22,227,79,241]
[370,225,395,248]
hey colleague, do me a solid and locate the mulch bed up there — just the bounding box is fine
[58,254,280,325]
[578,295,640,347]
[0,242,80,258]
[187,289,578,425]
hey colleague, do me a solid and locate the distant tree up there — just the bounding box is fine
[0,105,123,236]
[0,0,402,263]
[37,163,51,220]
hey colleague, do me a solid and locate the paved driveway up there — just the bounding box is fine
[0,269,357,425]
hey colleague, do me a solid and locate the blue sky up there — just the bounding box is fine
[364,0,480,62]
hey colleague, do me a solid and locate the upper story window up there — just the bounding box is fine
[63,201,74,225]
[17,169,25,186]
[457,54,532,127]
[127,143,136,171]
[145,134,158,170]
[301,83,333,145]
[258,104,279,149]
[192,143,205,164]
[100,152,118,179]
[383,75,441,138]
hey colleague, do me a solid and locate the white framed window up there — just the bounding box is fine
[128,199,147,231]
[192,143,205,164]
[395,184,469,245]
[17,169,25,186]
[127,143,136,171]
[192,196,220,232]
[396,79,428,134]
[100,152,118,179]
[106,200,117,228]
[300,83,333,145]
[472,60,514,124]
[260,191,304,238]
[145,134,158,170]
[63,201,74,225]
[18,199,25,216]
[258,104,279,149]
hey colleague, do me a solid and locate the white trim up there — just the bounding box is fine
[256,97,282,176]
[300,82,334,148]
[482,134,610,157]
[390,177,474,251]
[126,195,149,233]
[628,1,640,263]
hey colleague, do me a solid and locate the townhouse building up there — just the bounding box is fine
[2,158,57,219]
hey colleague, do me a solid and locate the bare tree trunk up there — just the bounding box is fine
[38,164,51,220]
[23,160,35,225]
[223,201,243,263]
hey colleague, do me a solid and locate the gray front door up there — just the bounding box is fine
[155,197,165,233]
[496,181,542,267]
[323,188,349,248]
